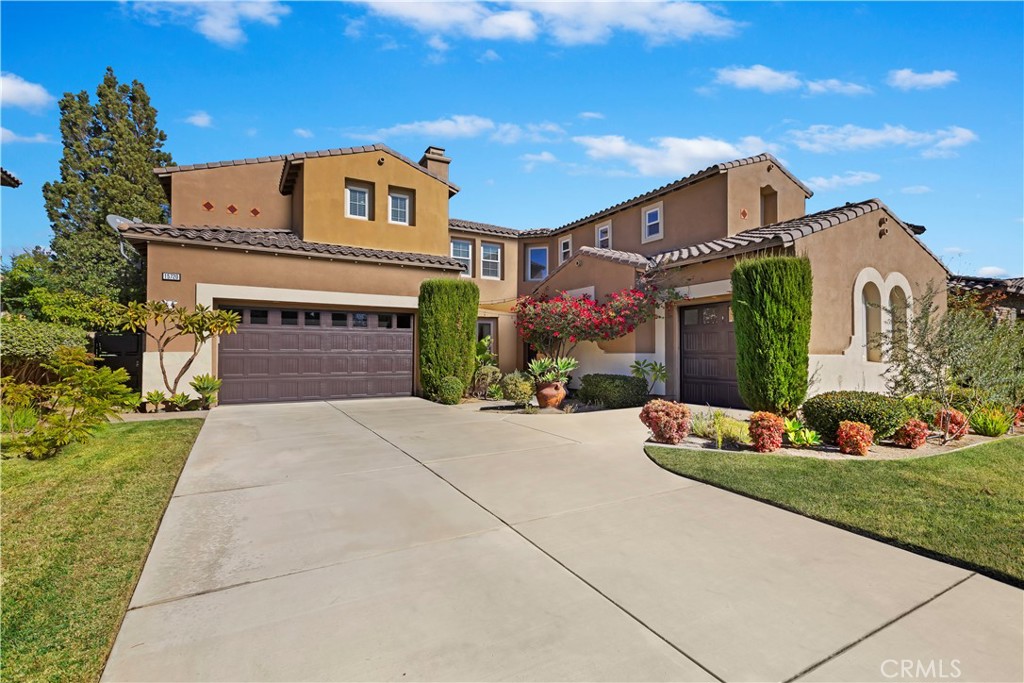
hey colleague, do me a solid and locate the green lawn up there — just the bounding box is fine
[647,437,1024,586]
[2,419,204,683]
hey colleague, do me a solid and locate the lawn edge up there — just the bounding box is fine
[643,443,1024,590]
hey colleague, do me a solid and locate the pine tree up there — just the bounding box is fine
[43,67,172,301]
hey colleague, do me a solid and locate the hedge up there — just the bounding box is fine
[576,373,649,409]
[418,279,480,400]
[801,391,908,442]
[731,255,813,415]
[0,317,89,383]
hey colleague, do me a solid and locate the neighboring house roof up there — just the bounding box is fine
[151,144,459,196]
[448,217,550,238]
[653,199,947,273]
[1,167,22,188]
[117,223,465,270]
[949,274,1024,296]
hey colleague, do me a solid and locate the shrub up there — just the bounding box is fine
[499,371,534,406]
[528,357,578,385]
[691,409,750,448]
[748,412,785,453]
[935,407,968,440]
[0,316,89,383]
[969,407,1012,437]
[189,373,223,409]
[435,376,465,405]
[731,256,813,414]
[1015,405,1024,429]
[417,279,480,400]
[575,373,649,409]
[1,404,38,434]
[837,421,874,456]
[144,389,167,412]
[893,419,929,449]
[801,391,907,442]
[471,365,502,398]
[902,395,941,427]
[639,400,691,445]
[168,392,194,411]
[121,392,143,413]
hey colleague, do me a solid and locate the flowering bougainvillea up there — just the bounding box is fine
[837,421,874,456]
[747,411,785,452]
[893,419,929,449]
[514,284,677,359]
[935,407,968,440]
[639,399,692,445]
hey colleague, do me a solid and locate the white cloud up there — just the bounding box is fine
[357,1,739,45]
[373,114,496,139]
[578,111,605,120]
[901,185,933,194]
[132,1,290,47]
[344,18,365,39]
[1,126,51,144]
[805,79,872,96]
[185,111,213,128]
[491,121,564,144]
[886,68,958,90]
[521,150,558,171]
[294,128,314,138]
[978,266,1008,278]
[714,65,801,93]
[572,134,771,177]
[0,72,55,111]
[943,246,969,256]
[805,171,881,192]
[427,34,450,52]
[478,49,501,62]
[789,123,978,158]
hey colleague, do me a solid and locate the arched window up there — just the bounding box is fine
[760,185,778,226]
[864,282,882,362]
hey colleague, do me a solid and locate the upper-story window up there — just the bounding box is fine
[526,246,548,281]
[559,236,573,264]
[596,222,612,249]
[451,239,472,277]
[641,202,663,243]
[389,191,410,225]
[481,242,502,279]
[346,182,371,220]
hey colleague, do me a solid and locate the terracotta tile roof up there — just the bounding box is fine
[654,199,946,272]
[576,246,653,269]
[448,218,551,238]
[1,167,21,188]
[949,274,1024,296]
[152,144,459,195]
[117,223,465,270]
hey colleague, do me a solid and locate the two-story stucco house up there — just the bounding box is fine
[118,144,947,407]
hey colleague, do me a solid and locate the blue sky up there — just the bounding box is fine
[2,1,1022,278]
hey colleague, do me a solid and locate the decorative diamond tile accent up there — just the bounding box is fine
[227,204,238,214]
[202,201,214,211]
[250,208,261,217]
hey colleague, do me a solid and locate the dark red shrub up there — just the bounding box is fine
[893,419,929,449]
[837,421,874,456]
[640,399,692,445]
[748,411,785,453]
[935,408,968,440]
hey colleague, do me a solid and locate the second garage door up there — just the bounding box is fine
[218,308,414,404]
[679,302,744,409]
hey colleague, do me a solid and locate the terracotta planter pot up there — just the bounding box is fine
[535,381,566,409]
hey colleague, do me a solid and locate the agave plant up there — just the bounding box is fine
[527,357,579,385]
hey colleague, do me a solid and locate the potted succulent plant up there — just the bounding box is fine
[527,357,579,409]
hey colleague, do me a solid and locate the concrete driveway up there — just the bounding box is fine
[104,398,1022,682]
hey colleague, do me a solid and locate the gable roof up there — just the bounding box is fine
[152,144,459,197]
[448,217,550,238]
[654,198,947,273]
[528,245,652,293]
[1,167,21,188]
[949,274,1024,297]
[117,223,464,270]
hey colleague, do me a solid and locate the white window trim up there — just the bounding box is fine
[595,222,612,249]
[388,191,410,225]
[526,246,549,281]
[345,184,370,221]
[559,235,573,265]
[640,201,664,244]
[480,242,502,280]
[451,239,473,278]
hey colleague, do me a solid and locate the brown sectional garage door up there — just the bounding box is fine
[679,302,744,409]
[218,308,414,404]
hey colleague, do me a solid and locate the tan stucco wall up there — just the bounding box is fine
[300,154,450,255]
[796,211,948,355]
[169,163,291,229]
[447,229,521,304]
[726,160,807,235]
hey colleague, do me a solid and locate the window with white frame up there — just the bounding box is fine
[596,222,611,249]
[389,191,410,225]
[345,183,371,219]
[526,246,548,281]
[642,203,663,243]
[481,242,502,279]
[451,239,472,276]
[559,236,572,264]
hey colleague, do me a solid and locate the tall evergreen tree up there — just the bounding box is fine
[43,67,172,301]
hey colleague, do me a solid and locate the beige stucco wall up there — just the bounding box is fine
[169,162,291,229]
[725,160,807,235]
[300,154,451,255]
[447,229,521,304]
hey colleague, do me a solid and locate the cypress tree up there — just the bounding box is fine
[43,67,173,301]
[418,279,480,399]
[731,255,813,415]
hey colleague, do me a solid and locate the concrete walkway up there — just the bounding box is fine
[104,398,1022,682]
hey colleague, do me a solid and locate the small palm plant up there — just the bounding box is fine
[189,374,223,410]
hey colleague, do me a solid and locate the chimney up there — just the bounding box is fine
[419,146,451,181]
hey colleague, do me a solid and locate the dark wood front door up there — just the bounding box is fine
[218,308,414,404]
[678,302,744,409]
